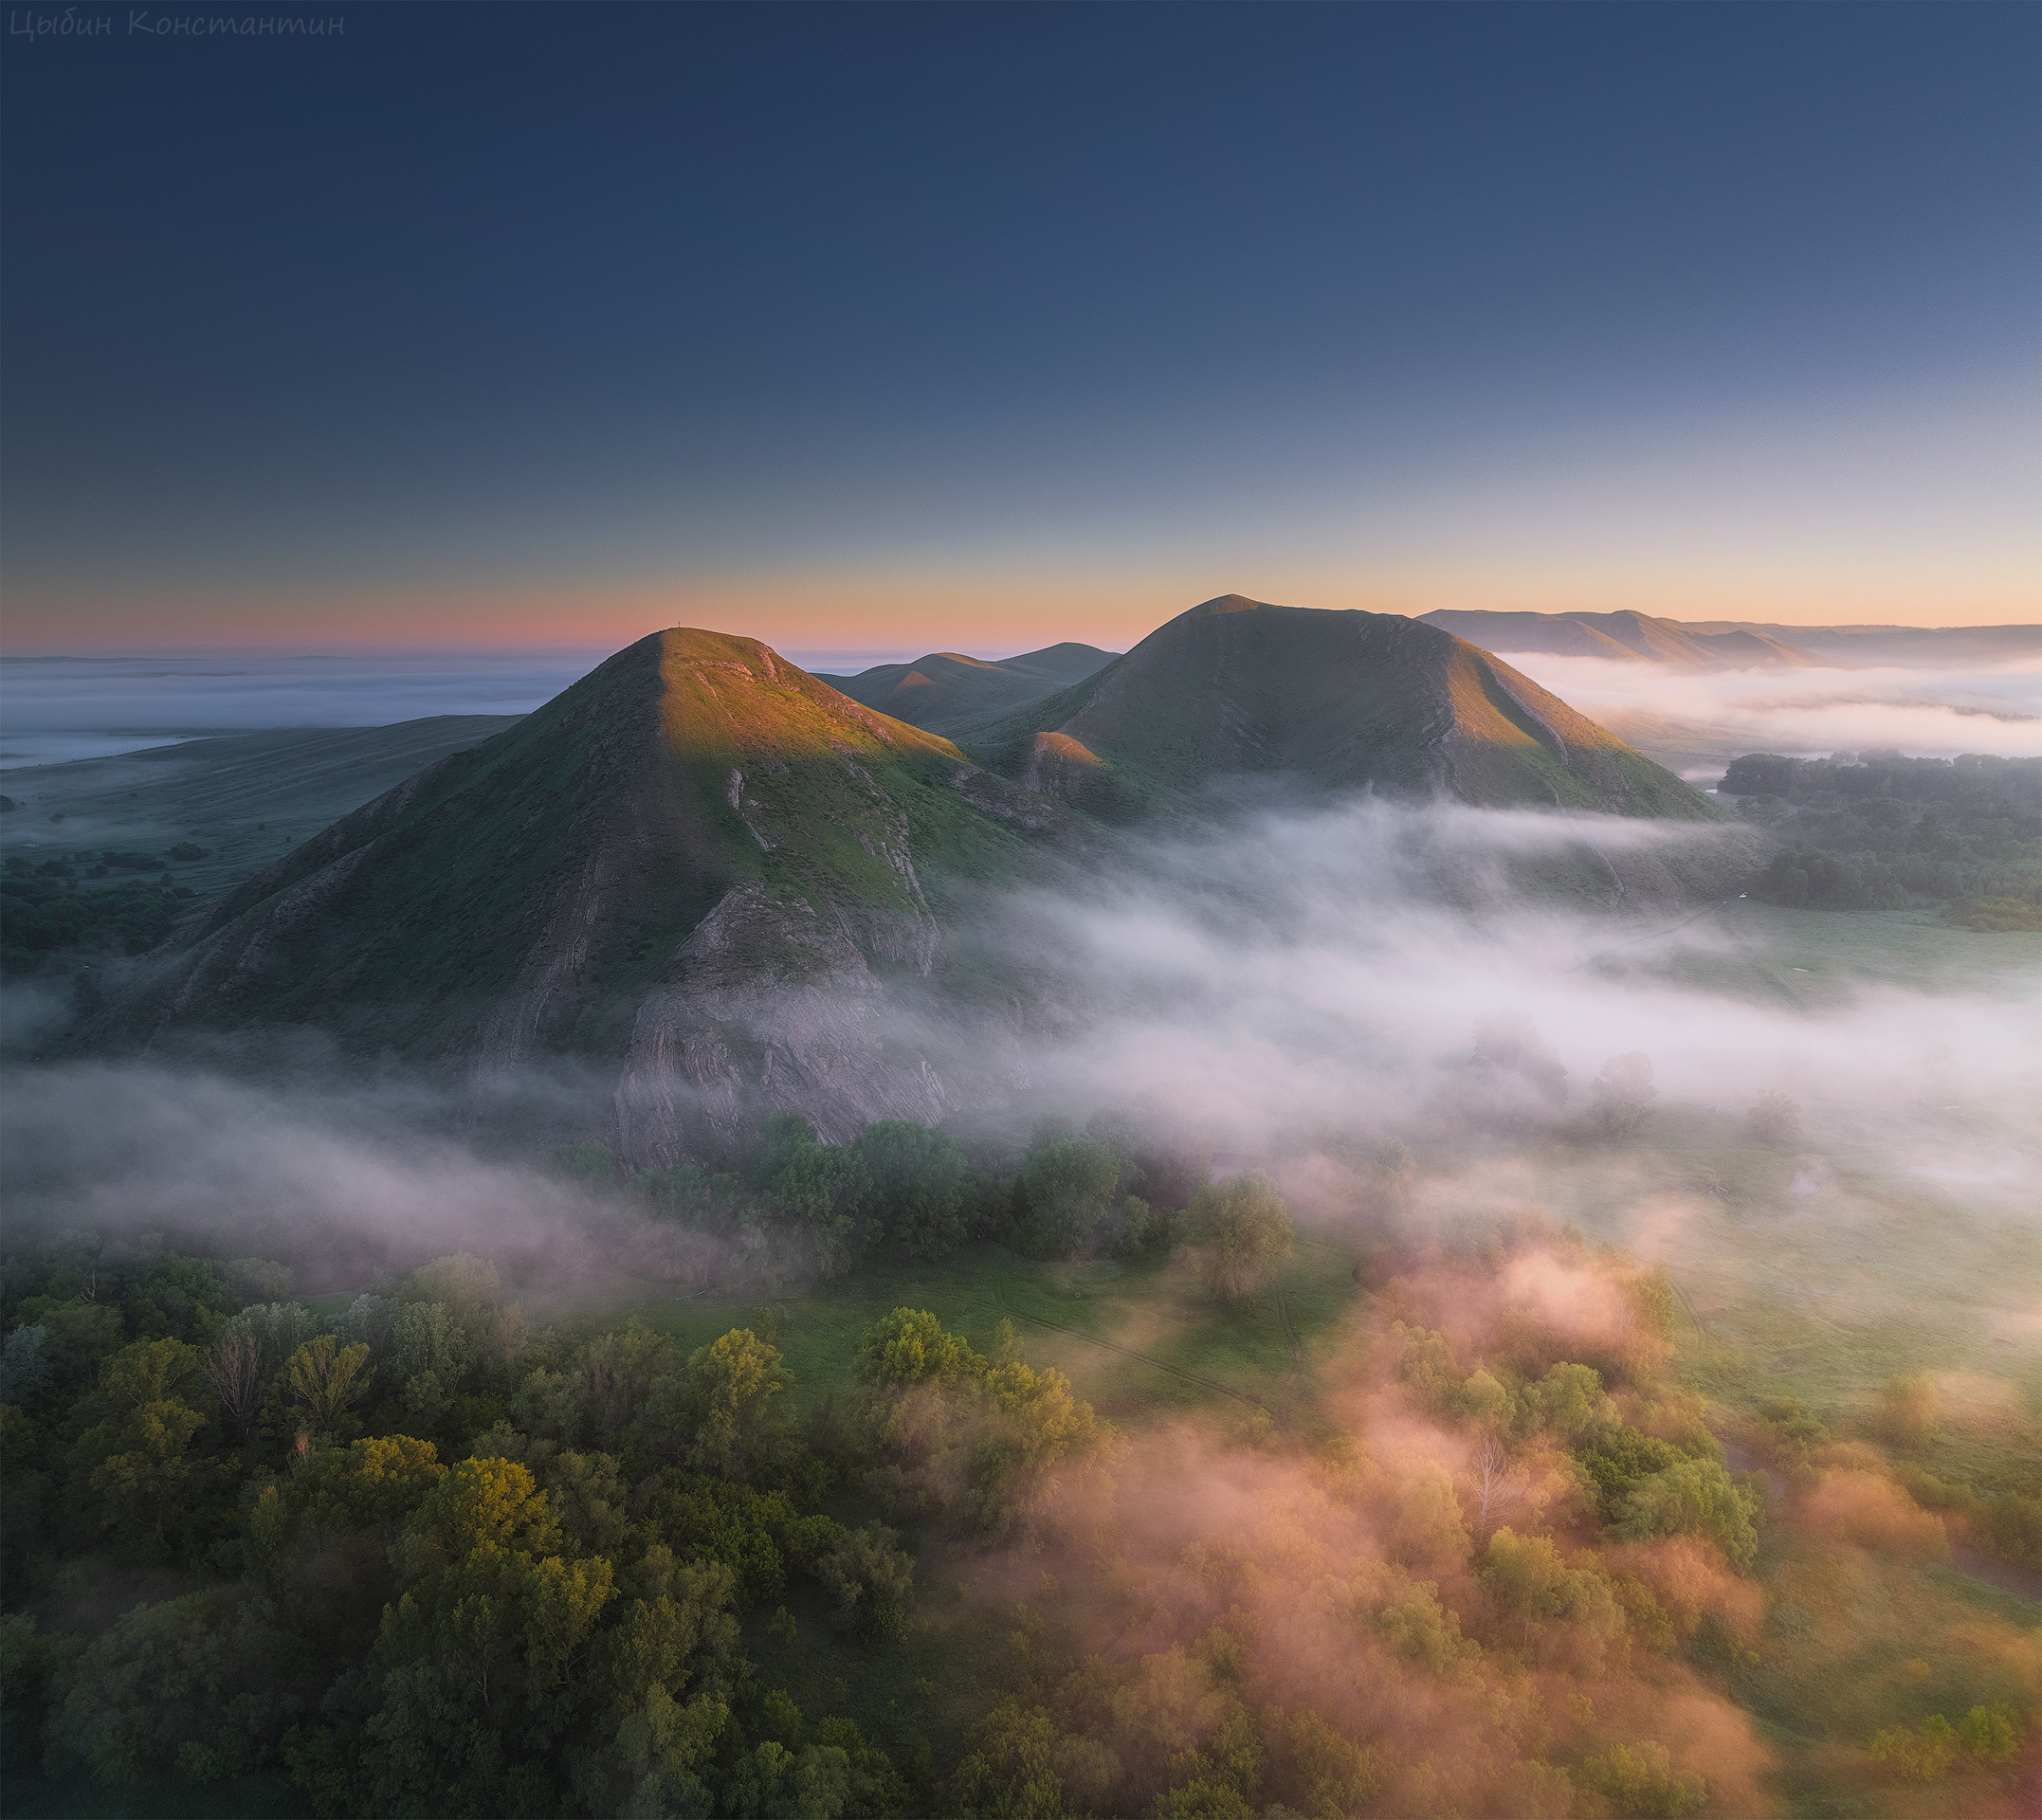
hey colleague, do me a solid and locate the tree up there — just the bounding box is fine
[0,1324,52,1407]
[952,1699,1082,1820]
[1591,1052,1656,1140]
[1877,1374,1938,1449]
[220,1301,319,1379]
[1181,1174,1293,1305]
[850,1122,969,1260]
[758,1123,868,1276]
[72,1338,212,1545]
[1463,1015,1569,1129]
[281,1336,374,1444]
[1746,1089,1801,1146]
[45,1587,295,1786]
[815,1522,913,1643]
[675,1329,792,1481]
[207,1329,266,1443]
[1614,1458,1761,1569]
[853,1308,986,1389]
[1468,1435,1522,1539]
[1577,1741,1705,1815]
[1018,1139,1121,1258]
[390,1302,469,1431]
[1518,1362,1605,1441]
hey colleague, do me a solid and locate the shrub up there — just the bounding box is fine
[1868,1714,1958,1783]
[1577,1740,1705,1816]
[1745,1089,1801,1146]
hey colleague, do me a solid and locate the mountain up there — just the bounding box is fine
[78,630,1086,1156]
[962,595,1721,821]
[815,642,1117,737]
[73,606,1738,1160]
[1417,609,1820,668]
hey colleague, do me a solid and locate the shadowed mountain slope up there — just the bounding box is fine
[75,630,1085,1154]
[966,596,1721,821]
[1420,608,1820,668]
[816,642,1117,737]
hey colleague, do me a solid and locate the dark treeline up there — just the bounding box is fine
[0,846,206,976]
[1723,752,2042,920]
[0,1227,1116,1816]
[561,1111,1217,1285]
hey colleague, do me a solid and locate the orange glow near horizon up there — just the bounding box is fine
[3,564,2035,657]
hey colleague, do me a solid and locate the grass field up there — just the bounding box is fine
[613,1232,1369,1436]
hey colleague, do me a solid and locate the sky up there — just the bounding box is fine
[2,1,2037,659]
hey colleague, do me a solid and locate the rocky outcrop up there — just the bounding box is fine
[613,883,955,1162]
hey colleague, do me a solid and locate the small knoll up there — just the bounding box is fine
[817,641,1118,737]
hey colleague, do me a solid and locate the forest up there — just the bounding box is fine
[2,1097,2035,1819]
[1726,754,2042,924]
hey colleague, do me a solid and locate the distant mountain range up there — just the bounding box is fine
[75,598,1746,1156]
[1414,609,2040,669]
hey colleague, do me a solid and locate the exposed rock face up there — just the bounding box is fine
[614,883,955,1161]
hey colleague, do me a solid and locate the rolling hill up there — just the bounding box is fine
[0,717,527,909]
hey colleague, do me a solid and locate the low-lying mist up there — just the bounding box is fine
[5,795,2034,1305]
[1509,653,2042,763]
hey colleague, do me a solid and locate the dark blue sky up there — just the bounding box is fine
[4,2,2035,651]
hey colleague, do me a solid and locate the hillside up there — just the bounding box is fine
[966,595,1721,821]
[1418,607,1819,668]
[816,641,1117,736]
[74,631,1084,1156]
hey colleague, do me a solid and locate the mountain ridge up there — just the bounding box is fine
[964,596,1721,821]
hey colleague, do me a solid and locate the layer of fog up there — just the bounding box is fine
[936,798,2042,1170]
[1504,651,2042,763]
[0,651,607,766]
[6,794,2034,1310]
